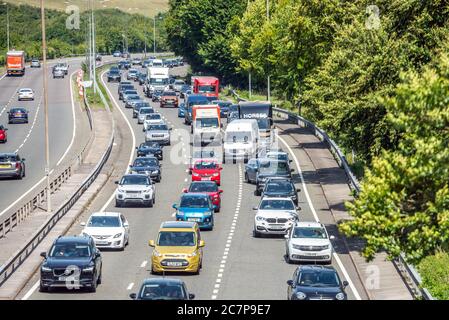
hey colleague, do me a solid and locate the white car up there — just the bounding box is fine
[18,88,35,101]
[253,197,298,237]
[80,212,130,250]
[115,174,155,207]
[143,114,165,131]
[285,221,334,264]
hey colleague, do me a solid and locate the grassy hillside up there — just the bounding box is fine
[3,0,168,17]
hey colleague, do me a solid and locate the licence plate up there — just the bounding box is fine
[0,164,11,168]
[96,241,108,245]
[188,218,201,222]
[201,177,211,181]
[269,225,284,229]
[167,261,183,267]
[58,276,67,281]
[303,252,317,256]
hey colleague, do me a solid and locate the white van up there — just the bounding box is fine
[223,119,259,163]
[152,59,163,68]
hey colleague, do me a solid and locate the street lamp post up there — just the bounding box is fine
[91,0,96,94]
[266,0,270,101]
[40,0,51,213]
[153,17,156,55]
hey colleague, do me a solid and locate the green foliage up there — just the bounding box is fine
[339,53,449,263]
[418,251,449,299]
[0,4,166,63]
[165,0,246,83]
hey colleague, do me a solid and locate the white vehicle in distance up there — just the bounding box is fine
[17,88,35,101]
[223,119,260,163]
[115,174,156,208]
[253,197,298,238]
[137,107,155,124]
[285,221,334,264]
[152,59,164,68]
[80,212,130,251]
[143,113,165,131]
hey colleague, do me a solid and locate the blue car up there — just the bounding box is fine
[8,107,29,124]
[178,102,186,118]
[172,193,216,230]
[211,100,232,117]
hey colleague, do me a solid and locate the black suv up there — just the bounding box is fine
[136,141,163,160]
[129,156,162,182]
[39,236,102,293]
[107,69,121,82]
[261,177,300,205]
[255,159,294,196]
[287,265,348,300]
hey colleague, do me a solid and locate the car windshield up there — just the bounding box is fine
[157,231,196,246]
[198,85,216,93]
[129,70,138,74]
[121,86,134,91]
[140,108,154,115]
[0,155,16,162]
[149,125,168,131]
[259,199,295,210]
[49,243,91,258]
[140,142,160,148]
[163,92,177,96]
[139,284,186,300]
[181,85,191,91]
[88,216,121,228]
[129,95,140,100]
[189,182,218,193]
[293,227,327,239]
[11,108,26,113]
[267,153,288,161]
[187,99,209,107]
[297,271,340,287]
[133,158,158,167]
[120,175,149,185]
[109,71,119,75]
[175,80,185,85]
[195,118,219,128]
[180,196,209,208]
[20,89,32,92]
[225,131,252,143]
[194,161,218,170]
[135,103,150,109]
[258,161,289,175]
[125,90,138,95]
[150,78,168,85]
[146,114,161,120]
[266,181,294,193]
[256,118,270,130]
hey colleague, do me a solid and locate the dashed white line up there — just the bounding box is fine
[140,261,148,268]
[127,283,134,290]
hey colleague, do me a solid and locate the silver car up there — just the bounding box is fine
[0,153,26,179]
[31,59,41,68]
[52,68,64,79]
[145,123,172,145]
[172,80,186,92]
[137,107,155,124]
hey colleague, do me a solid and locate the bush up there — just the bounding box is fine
[418,251,449,300]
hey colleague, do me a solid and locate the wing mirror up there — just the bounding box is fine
[343,281,349,288]
[284,234,289,239]
[189,293,195,300]
[123,222,129,228]
[148,240,155,247]
[329,235,335,240]
[40,252,47,258]
[80,222,86,227]
[115,180,119,184]
[172,204,178,209]
[129,293,137,300]
[296,188,301,192]
[287,280,293,287]
[290,168,294,172]
[199,240,205,248]
[296,206,301,211]
[182,188,188,193]
[219,189,223,194]
[252,206,258,210]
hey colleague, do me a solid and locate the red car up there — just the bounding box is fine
[182,181,223,212]
[0,125,8,143]
[190,159,222,185]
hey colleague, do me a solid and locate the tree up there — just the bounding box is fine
[339,52,449,264]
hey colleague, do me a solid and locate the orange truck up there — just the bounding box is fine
[6,50,26,76]
[191,104,221,145]
[192,76,219,100]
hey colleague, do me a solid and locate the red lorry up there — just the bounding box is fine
[6,50,26,76]
[192,76,219,99]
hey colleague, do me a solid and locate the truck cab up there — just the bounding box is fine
[238,101,273,144]
[146,67,170,98]
[192,76,220,100]
[192,104,221,146]
[223,119,260,163]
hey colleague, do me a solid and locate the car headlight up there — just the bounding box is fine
[113,233,123,238]
[153,249,162,257]
[144,188,152,193]
[192,172,199,176]
[256,216,265,221]
[187,251,197,257]
[336,292,345,300]
[288,216,297,222]
[204,211,212,216]
[152,170,159,174]
[322,245,330,250]
[292,244,302,250]
[213,173,219,177]
[177,211,184,216]
[296,292,307,300]
[83,266,95,272]
[117,188,124,193]
[41,266,52,272]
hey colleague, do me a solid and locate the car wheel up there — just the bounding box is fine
[150,265,158,275]
[89,282,97,293]
[245,173,249,183]
[97,270,102,284]
[148,200,153,208]
[253,229,261,238]
[255,188,261,196]
[115,200,122,207]
[17,173,22,180]
[286,252,292,264]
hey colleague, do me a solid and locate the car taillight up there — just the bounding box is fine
[15,162,21,169]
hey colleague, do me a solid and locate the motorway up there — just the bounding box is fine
[17,63,369,300]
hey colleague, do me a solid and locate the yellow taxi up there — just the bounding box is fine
[149,221,205,274]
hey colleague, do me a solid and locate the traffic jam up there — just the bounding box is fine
[33,54,350,300]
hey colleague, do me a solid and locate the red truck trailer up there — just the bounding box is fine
[6,50,26,76]
[192,76,219,100]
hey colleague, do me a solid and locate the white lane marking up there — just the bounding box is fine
[140,261,148,268]
[277,134,361,300]
[127,283,134,290]
[99,70,137,212]
[211,165,243,300]
[15,96,43,153]
[56,70,79,166]
[21,281,40,300]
